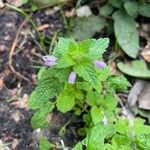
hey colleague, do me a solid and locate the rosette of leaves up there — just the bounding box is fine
[29,37,132,148]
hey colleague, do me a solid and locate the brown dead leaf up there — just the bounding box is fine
[6,0,23,7]
[138,83,150,110]
[12,94,29,110]
[11,138,19,150]
[141,41,150,62]
[0,75,4,90]
[37,24,49,32]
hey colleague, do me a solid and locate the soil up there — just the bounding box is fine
[0,6,77,150]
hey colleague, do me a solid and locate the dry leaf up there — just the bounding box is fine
[37,24,49,32]
[138,83,150,110]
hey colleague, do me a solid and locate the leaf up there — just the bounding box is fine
[88,38,109,60]
[107,75,130,92]
[99,3,114,17]
[28,78,63,109]
[39,138,53,150]
[71,15,106,40]
[124,1,138,16]
[56,54,75,68]
[86,124,115,150]
[31,102,55,128]
[31,0,68,9]
[74,62,98,91]
[135,134,150,150]
[138,3,150,17]
[102,94,117,110]
[133,118,150,134]
[97,66,110,81]
[113,10,139,58]
[109,0,122,8]
[56,87,76,113]
[111,134,133,150]
[86,91,102,106]
[73,142,83,150]
[117,60,150,79]
[91,106,103,125]
[52,37,71,57]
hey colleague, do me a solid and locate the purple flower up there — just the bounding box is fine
[68,71,76,84]
[42,55,57,67]
[93,60,106,69]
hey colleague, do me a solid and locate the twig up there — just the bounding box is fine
[8,19,30,82]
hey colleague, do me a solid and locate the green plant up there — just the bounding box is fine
[28,37,150,149]
[102,0,150,58]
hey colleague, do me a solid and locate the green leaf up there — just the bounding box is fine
[107,75,130,92]
[56,54,75,68]
[56,86,76,113]
[31,102,55,128]
[31,0,67,9]
[109,0,122,8]
[73,142,83,150]
[97,66,110,81]
[100,3,114,17]
[135,134,150,150]
[111,134,133,150]
[91,106,103,125]
[52,37,71,57]
[117,60,150,79]
[22,0,29,4]
[115,119,129,134]
[138,3,150,17]
[102,94,117,110]
[86,91,102,106]
[74,62,98,91]
[76,82,93,91]
[28,78,63,109]
[133,118,150,134]
[124,1,138,16]
[113,10,139,58]
[86,124,115,150]
[39,138,53,150]
[87,38,109,60]
[71,15,106,40]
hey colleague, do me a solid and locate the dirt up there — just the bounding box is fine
[0,6,77,150]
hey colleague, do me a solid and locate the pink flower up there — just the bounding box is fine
[68,71,76,84]
[93,60,106,69]
[42,55,57,67]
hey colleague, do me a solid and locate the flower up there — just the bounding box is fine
[93,60,106,69]
[68,71,76,84]
[42,55,57,67]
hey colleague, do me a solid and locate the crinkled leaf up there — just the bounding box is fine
[74,62,98,91]
[91,106,103,125]
[56,54,75,68]
[31,102,55,128]
[71,15,106,40]
[86,91,102,106]
[28,78,63,109]
[113,10,139,58]
[107,75,130,92]
[117,60,150,79]
[86,124,115,150]
[135,134,150,150]
[52,37,71,57]
[56,87,76,113]
[88,38,109,60]
[124,1,138,16]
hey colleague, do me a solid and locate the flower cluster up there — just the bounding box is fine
[42,55,106,84]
